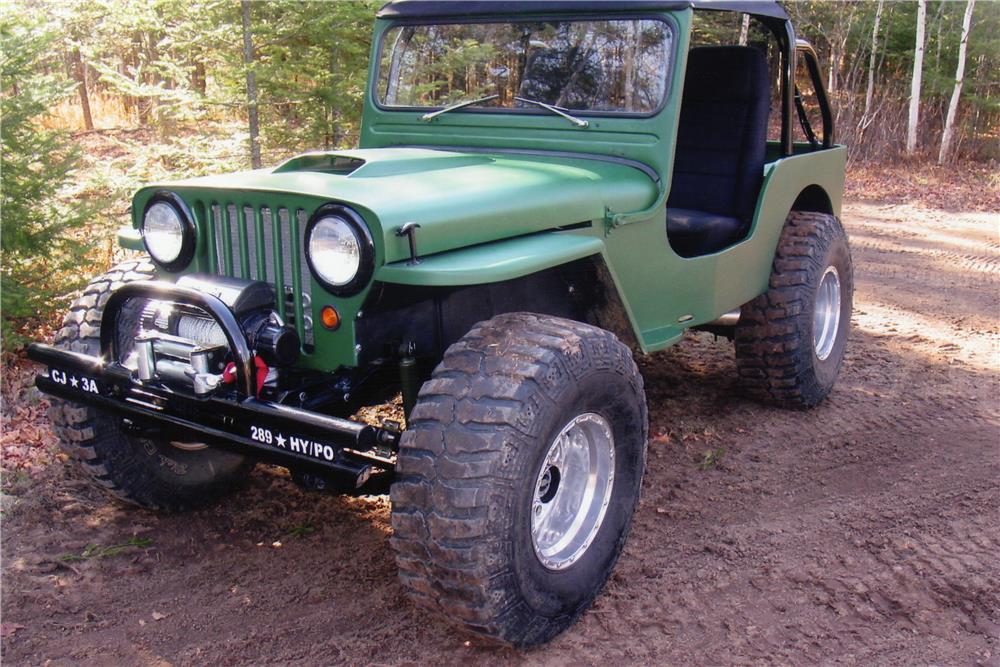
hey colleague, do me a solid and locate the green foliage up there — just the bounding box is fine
[285,522,316,539]
[699,447,726,471]
[48,0,232,130]
[786,0,1000,160]
[59,536,153,561]
[32,0,379,156]
[248,0,379,158]
[0,8,90,351]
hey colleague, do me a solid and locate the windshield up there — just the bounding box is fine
[377,19,674,114]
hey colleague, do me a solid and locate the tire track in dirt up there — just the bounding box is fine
[776,481,1000,651]
[846,202,1000,278]
[852,234,1000,276]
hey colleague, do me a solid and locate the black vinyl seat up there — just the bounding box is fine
[667,46,770,257]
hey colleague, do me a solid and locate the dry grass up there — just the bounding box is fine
[41,93,135,132]
[846,158,1000,213]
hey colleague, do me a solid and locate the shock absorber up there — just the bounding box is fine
[398,341,420,422]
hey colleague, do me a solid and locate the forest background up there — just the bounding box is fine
[1,0,998,352]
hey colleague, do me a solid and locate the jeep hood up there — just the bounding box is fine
[148,147,659,264]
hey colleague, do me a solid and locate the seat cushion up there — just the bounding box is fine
[667,46,770,221]
[667,208,747,257]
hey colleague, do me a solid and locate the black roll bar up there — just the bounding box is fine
[795,39,834,148]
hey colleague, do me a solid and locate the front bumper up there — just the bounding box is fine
[28,281,398,478]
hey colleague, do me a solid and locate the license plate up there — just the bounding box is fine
[47,368,104,395]
[248,424,339,463]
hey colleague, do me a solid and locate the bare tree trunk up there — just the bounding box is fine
[241,0,261,169]
[828,43,837,94]
[862,0,884,125]
[934,0,945,72]
[906,0,927,154]
[939,0,975,164]
[133,34,152,126]
[192,59,207,97]
[738,13,750,46]
[623,22,639,109]
[70,48,94,131]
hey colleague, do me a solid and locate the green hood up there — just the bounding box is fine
[144,147,658,263]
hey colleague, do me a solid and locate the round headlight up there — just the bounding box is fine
[308,216,360,286]
[305,207,373,295]
[141,194,194,270]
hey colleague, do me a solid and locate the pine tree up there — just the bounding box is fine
[0,9,90,349]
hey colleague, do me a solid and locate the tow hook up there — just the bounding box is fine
[220,356,270,397]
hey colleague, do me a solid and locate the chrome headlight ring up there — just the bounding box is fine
[141,191,196,271]
[304,204,375,296]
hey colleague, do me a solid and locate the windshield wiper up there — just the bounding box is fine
[420,94,499,122]
[514,97,589,128]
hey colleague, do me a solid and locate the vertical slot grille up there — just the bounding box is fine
[279,208,295,301]
[212,204,226,273]
[262,207,276,284]
[296,209,313,345]
[227,204,243,279]
[244,206,259,281]
[201,200,314,352]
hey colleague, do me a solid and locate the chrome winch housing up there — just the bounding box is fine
[118,274,300,397]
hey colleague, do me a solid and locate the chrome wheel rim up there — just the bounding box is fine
[813,266,842,361]
[531,413,615,570]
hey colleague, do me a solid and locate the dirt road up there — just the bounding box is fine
[3,200,998,666]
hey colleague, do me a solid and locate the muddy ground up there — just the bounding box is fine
[2,200,998,666]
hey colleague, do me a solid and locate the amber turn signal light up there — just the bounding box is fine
[320,305,341,330]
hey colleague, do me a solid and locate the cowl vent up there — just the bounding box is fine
[273,153,365,175]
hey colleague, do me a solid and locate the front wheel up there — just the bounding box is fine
[390,313,647,646]
[735,211,854,408]
[48,258,254,511]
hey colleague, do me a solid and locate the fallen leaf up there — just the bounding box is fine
[1,623,25,638]
[151,611,167,621]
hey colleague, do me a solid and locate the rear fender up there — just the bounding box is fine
[723,145,847,303]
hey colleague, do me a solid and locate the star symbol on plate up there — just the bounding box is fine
[275,433,286,448]
[69,376,79,388]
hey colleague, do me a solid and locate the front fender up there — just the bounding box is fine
[376,232,605,287]
[117,225,144,251]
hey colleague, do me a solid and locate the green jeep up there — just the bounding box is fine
[29,0,851,647]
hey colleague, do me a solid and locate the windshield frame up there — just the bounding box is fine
[372,13,680,120]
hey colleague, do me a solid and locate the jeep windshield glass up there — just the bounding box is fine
[377,19,674,114]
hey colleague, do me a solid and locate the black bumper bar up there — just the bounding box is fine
[27,279,398,474]
[29,343,395,473]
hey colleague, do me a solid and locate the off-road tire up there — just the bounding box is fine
[390,313,648,647]
[48,258,253,511]
[736,211,853,408]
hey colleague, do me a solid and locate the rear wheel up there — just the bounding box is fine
[48,258,253,511]
[390,313,647,646]
[735,211,853,407]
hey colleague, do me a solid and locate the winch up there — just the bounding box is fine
[126,274,300,396]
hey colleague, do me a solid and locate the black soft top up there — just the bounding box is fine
[377,1,790,21]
